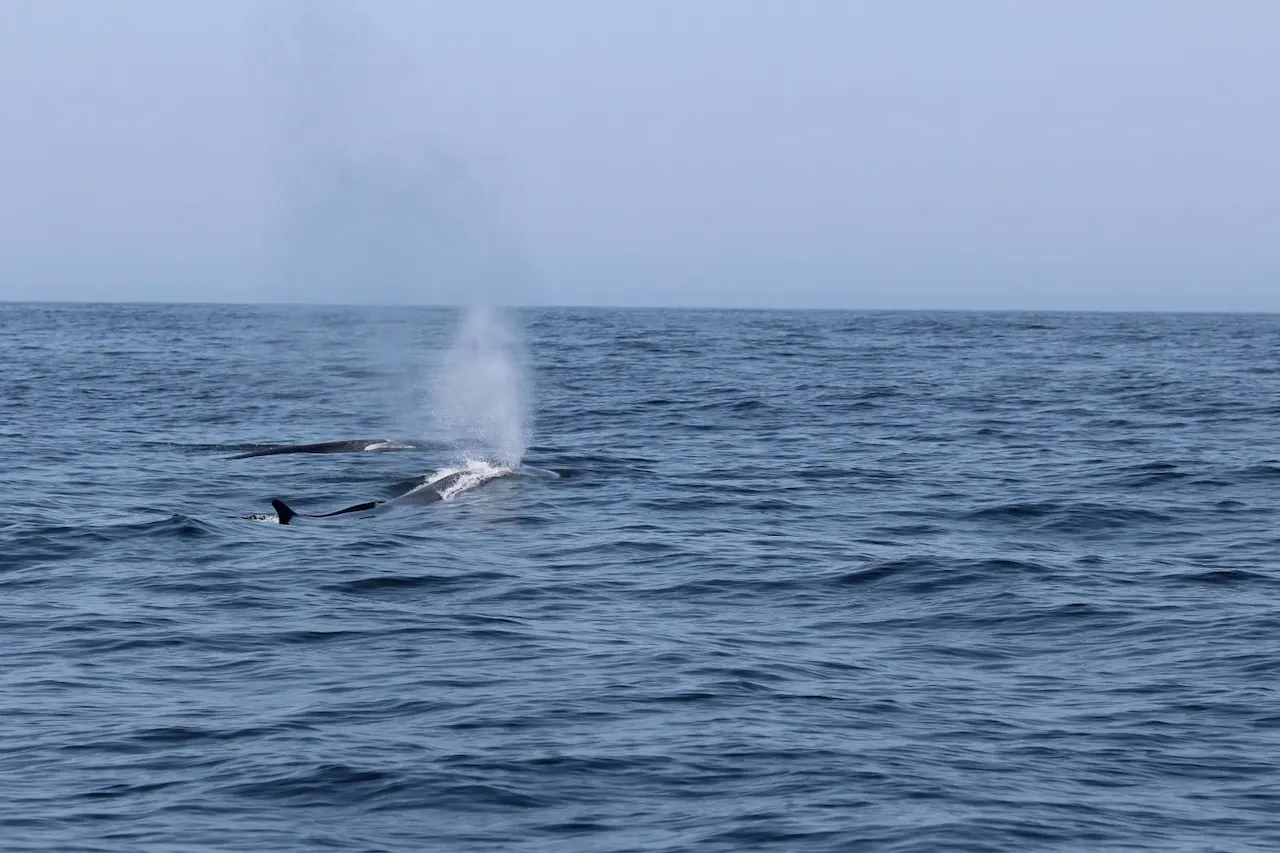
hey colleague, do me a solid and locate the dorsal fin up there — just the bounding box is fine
[271,499,297,525]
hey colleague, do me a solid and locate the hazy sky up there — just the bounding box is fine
[1,1,1277,309]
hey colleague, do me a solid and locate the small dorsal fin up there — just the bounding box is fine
[271,499,297,525]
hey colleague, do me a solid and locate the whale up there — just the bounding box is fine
[268,466,510,525]
[230,440,425,460]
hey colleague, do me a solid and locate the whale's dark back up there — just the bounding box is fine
[230,440,387,460]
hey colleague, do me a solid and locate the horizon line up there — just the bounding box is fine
[2,298,1279,316]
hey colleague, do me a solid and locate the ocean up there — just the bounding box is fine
[2,303,1278,852]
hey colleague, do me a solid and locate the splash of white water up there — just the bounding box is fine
[429,306,529,467]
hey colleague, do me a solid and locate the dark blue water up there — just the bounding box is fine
[3,304,1279,852]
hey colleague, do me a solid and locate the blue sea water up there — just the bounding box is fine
[2,303,1279,852]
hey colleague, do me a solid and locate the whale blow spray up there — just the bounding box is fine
[429,306,529,467]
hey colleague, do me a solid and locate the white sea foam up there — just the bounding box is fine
[440,460,513,500]
[405,459,513,502]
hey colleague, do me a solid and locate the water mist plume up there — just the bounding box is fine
[430,306,530,467]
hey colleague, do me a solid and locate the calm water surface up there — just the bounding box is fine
[2,304,1279,851]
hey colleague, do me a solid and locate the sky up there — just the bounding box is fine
[0,0,1277,310]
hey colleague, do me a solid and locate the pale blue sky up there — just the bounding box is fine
[1,1,1277,309]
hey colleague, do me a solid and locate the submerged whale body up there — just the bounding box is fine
[230,440,411,460]
[230,439,464,460]
[269,467,508,525]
